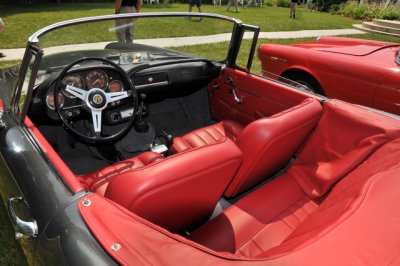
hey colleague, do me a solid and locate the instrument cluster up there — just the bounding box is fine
[46,69,125,111]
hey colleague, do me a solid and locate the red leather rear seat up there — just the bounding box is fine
[189,100,400,258]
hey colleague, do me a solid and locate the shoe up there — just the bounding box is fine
[293,14,295,18]
[0,53,5,58]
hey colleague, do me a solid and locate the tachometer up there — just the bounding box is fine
[85,70,108,90]
[62,74,84,98]
[109,80,124,92]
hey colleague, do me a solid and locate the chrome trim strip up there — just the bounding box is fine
[135,81,168,89]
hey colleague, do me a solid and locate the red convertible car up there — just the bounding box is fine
[0,13,400,265]
[259,37,400,115]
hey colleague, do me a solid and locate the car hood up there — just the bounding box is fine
[292,36,398,56]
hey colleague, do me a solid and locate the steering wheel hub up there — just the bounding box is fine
[87,89,107,109]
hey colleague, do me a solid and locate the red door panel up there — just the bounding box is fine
[210,68,317,125]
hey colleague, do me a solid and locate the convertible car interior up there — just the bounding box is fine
[10,14,400,265]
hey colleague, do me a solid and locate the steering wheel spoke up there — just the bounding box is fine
[91,110,102,137]
[106,91,129,103]
[65,85,87,100]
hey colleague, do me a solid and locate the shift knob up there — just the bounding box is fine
[139,93,147,101]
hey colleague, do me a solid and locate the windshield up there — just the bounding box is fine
[32,13,236,73]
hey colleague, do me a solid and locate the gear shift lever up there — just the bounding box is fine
[134,93,149,132]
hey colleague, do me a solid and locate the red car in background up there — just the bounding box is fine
[259,37,400,115]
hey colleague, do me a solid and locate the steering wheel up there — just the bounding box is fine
[54,57,138,143]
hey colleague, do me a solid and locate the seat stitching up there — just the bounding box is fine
[249,238,265,253]
[184,134,205,147]
[290,199,309,222]
[204,128,220,142]
[235,223,270,252]
[207,127,224,141]
[179,138,193,151]
[287,207,303,223]
[277,213,297,230]
[193,132,209,145]
[214,123,225,136]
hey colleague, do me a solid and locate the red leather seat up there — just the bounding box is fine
[100,137,242,233]
[172,120,244,153]
[79,151,164,195]
[172,98,323,197]
[189,100,400,259]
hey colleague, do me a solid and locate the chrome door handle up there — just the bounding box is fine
[232,88,242,104]
[7,196,38,240]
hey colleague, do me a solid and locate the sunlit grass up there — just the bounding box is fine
[0,3,361,49]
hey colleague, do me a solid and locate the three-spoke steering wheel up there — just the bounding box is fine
[54,58,138,143]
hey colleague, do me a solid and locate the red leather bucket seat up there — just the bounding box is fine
[173,97,323,197]
[81,137,242,233]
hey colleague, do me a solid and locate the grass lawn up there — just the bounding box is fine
[0,3,360,49]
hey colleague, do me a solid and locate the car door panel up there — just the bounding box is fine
[0,112,80,244]
[210,68,314,125]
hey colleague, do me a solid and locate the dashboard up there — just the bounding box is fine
[30,59,221,127]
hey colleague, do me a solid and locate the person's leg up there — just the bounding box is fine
[115,18,125,42]
[245,0,252,8]
[0,18,5,33]
[233,0,239,12]
[293,2,297,17]
[122,6,135,43]
[289,2,294,17]
[226,0,232,11]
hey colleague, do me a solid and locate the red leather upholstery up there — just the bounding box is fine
[78,100,400,265]
[224,97,323,197]
[189,174,318,256]
[172,120,244,153]
[79,151,164,195]
[105,137,242,233]
[173,98,323,197]
[189,100,400,258]
[287,100,400,199]
[262,138,400,258]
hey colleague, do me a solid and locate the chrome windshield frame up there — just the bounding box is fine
[28,12,242,43]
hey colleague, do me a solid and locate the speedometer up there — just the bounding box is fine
[85,70,108,90]
[62,74,84,98]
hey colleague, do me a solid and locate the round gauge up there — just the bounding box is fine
[62,74,84,98]
[46,90,64,110]
[109,80,124,92]
[85,70,108,90]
